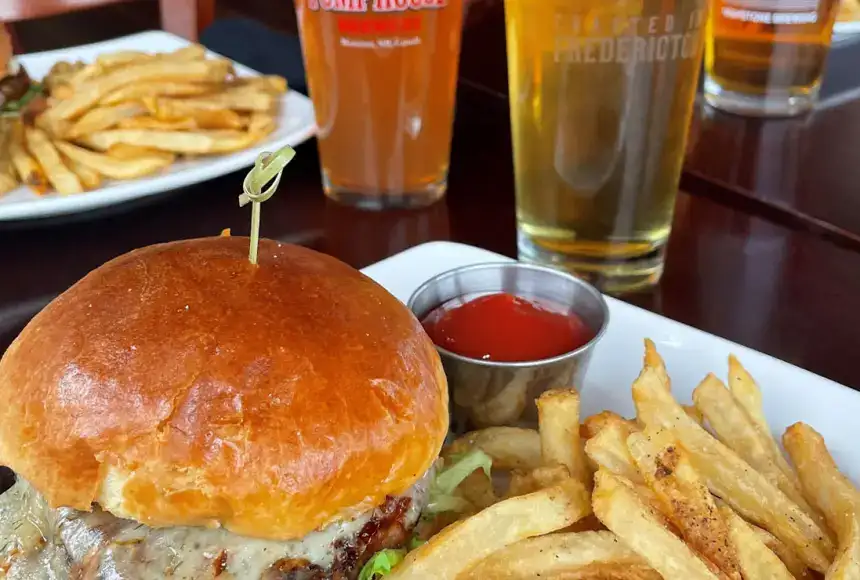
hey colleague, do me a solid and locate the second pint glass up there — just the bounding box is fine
[296,0,464,209]
[506,0,707,292]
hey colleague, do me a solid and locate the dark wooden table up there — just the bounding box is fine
[3,2,860,390]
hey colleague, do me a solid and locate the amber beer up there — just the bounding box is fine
[506,0,707,292]
[704,0,839,116]
[296,0,463,209]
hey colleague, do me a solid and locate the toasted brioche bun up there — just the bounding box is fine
[0,237,448,540]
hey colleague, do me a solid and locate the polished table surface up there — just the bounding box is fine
[3,4,860,391]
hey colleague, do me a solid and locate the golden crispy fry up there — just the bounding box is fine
[582,411,638,440]
[80,128,260,155]
[118,116,198,131]
[101,81,215,105]
[388,479,591,580]
[66,102,146,139]
[507,464,571,498]
[51,84,74,100]
[728,356,803,488]
[247,112,276,137]
[719,504,795,580]
[694,376,827,533]
[461,530,662,580]
[456,471,498,511]
[827,516,860,580]
[54,141,174,180]
[60,153,102,189]
[95,50,154,69]
[683,404,704,425]
[147,89,275,116]
[161,45,207,61]
[783,423,859,542]
[231,75,288,94]
[628,428,741,580]
[585,422,643,483]
[45,59,233,122]
[593,470,721,580]
[644,339,670,391]
[747,524,813,580]
[0,121,19,195]
[537,389,590,485]
[445,427,542,471]
[633,367,834,572]
[24,128,83,194]
[104,143,175,163]
[9,122,48,194]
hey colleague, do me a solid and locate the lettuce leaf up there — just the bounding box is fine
[358,549,406,580]
[426,448,493,515]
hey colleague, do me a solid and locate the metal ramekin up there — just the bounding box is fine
[408,263,610,433]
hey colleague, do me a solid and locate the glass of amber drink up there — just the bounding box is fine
[505,0,708,293]
[296,0,464,209]
[704,0,839,116]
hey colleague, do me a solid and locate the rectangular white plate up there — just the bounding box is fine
[362,241,860,483]
[0,31,317,221]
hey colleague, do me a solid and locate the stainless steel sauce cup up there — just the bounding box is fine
[408,263,609,433]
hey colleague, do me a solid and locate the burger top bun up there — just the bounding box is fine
[0,237,448,540]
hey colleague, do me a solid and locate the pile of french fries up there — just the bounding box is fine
[390,340,859,579]
[1,45,286,197]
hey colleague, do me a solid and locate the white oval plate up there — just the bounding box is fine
[363,241,860,484]
[0,31,317,222]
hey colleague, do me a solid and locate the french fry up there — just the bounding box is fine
[147,89,275,116]
[719,504,795,580]
[101,81,215,105]
[693,375,828,534]
[592,469,721,580]
[45,59,233,122]
[628,428,741,580]
[747,524,813,580]
[633,367,835,572]
[24,128,83,195]
[507,464,572,498]
[683,404,705,425]
[9,122,48,194]
[728,356,803,488]
[644,338,670,391]
[0,120,20,195]
[104,143,176,163]
[80,128,259,155]
[95,50,154,69]
[783,423,860,580]
[460,530,662,580]
[247,112,276,138]
[585,421,643,483]
[60,153,102,189]
[54,141,174,180]
[231,75,288,94]
[66,102,146,139]
[445,427,542,471]
[783,423,859,533]
[117,116,198,131]
[456,470,498,511]
[536,389,590,485]
[388,479,591,580]
[582,411,638,440]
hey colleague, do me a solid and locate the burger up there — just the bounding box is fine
[0,237,450,579]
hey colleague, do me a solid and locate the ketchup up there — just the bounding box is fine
[421,293,594,362]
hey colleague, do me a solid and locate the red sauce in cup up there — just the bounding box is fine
[421,292,594,362]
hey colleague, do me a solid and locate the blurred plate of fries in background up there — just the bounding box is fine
[0,31,316,221]
[358,241,860,579]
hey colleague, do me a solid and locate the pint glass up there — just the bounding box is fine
[704,0,839,116]
[505,0,707,292]
[296,0,464,209]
